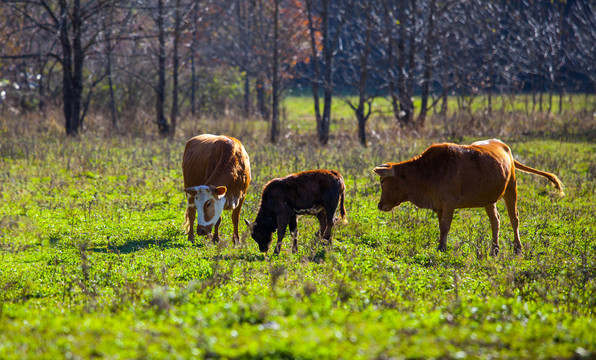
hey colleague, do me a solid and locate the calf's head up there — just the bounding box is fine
[373,164,407,212]
[185,185,227,235]
[244,219,274,253]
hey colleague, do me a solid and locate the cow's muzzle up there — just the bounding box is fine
[378,202,392,212]
[196,225,213,236]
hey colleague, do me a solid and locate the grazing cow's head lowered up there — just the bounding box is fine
[245,218,276,252]
[373,164,408,212]
[184,185,227,236]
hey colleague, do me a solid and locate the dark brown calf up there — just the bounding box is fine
[245,170,347,255]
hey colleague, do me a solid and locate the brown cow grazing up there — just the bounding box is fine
[183,134,251,245]
[373,139,563,255]
[245,170,347,255]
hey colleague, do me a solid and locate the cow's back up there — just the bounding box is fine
[182,134,251,198]
[265,170,343,210]
[409,140,515,208]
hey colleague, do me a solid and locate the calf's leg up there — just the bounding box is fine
[436,206,455,252]
[322,194,340,242]
[274,215,289,255]
[316,211,333,244]
[289,216,298,253]
[503,183,522,254]
[484,203,501,256]
[323,207,336,242]
[315,211,326,238]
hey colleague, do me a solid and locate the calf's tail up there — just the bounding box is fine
[337,177,348,224]
[514,160,564,195]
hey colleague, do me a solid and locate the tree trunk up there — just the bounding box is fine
[270,0,280,143]
[170,0,181,138]
[156,0,169,136]
[487,89,492,115]
[72,0,84,133]
[356,4,373,147]
[59,0,75,135]
[305,0,322,125]
[319,0,332,145]
[190,2,198,117]
[396,1,407,124]
[104,6,118,129]
[416,0,435,129]
[256,75,268,120]
[244,74,251,117]
[383,1,400,123]
[37,57,45,111]
[357,105,366,146]
[398,1,414,125]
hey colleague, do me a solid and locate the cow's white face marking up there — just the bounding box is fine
[185,185,227,226]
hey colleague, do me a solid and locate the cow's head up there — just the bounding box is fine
[373,164,407,212]
[185,185,227,236]
[244,219,274,253]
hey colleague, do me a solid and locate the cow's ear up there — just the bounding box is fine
[373,164,394,178]
[244,219,254,231]
[184,187,198,196]
[213,186,227,198]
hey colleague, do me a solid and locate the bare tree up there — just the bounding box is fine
[169,0,182,137]
[304,0,322,127]
[306,0,347,145]
[336,0,381,146]
[270,0,280,142]
[1,0,120,135]
[568,0,596,110]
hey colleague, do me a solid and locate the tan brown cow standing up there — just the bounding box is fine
[183,134,251,245]
[373,139,563,255]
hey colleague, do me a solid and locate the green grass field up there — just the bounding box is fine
[1,97,595,359]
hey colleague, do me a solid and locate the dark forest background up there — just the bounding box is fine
[1,0,595,143]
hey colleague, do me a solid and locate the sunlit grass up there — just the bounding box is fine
[0,106,595,358]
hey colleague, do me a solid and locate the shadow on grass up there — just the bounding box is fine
[203,253,267,262]
[89,238,196,254]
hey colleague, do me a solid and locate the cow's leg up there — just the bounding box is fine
[186,201,196,244]
[484,203,501,256]
[316,211,327,239]
[323,207,336,242]
[231,198,245,245]
[323,193,340,241]
[273,214,290,255]
[289,216,298,253]
[274,223,287,255]
[211,217,222,244]
[503,183,522,254]
[437,206,455,252]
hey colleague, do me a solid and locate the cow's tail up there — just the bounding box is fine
[514,160,564,195]
[336,175,348,225]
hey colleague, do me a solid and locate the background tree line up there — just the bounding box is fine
[0,0,594,144]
